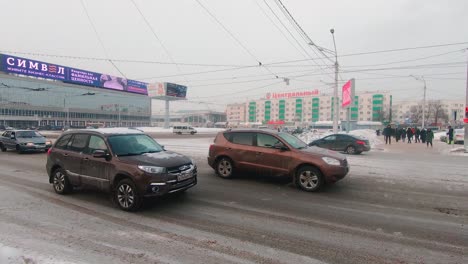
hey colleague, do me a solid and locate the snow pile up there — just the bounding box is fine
[297,131,331,144]
[433,131,447,141]
[346,129,383,148]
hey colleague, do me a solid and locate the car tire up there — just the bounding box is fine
[216,157,234,179]
[295,166,324,192]
[16,145,23,154]
[190,131,195,135]
[346,145,356,155]
[177,132,182,135]
[52,168,72,194]
[0,143,6,152]
[114,179,142,212]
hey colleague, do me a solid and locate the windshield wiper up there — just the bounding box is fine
[118,153,142,157]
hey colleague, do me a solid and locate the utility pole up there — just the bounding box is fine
[423,78,427,128]
[464,51,468,152]
[331,29,339,133]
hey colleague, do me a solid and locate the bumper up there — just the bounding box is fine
[18,144,51,152]
[358,145,371,152]
[143,176,197,197]
[207,156,215,169]
[324,165,349,183]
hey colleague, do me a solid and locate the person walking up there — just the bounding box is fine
[395,127,401,142]
[383,125,392,145]
[420,128,427,143]
[447,126,454,145]
[407,127,413,143]
[401,128,406,143]
[426,128,434,148]
[415,127,421,143]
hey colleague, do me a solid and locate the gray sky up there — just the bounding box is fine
[1,0,467,112]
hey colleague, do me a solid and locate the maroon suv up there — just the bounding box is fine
[208,129,349,191]
[46,128,197,211]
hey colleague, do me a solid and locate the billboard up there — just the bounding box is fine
[265,89,319,100]
[165,82,187,98]
[0,53,148,95]
[342,79,355,108]
[147,82,166,97]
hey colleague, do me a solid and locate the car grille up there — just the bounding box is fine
[35,143,45,146]
[167,163,193,174]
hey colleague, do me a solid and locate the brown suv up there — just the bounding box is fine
[46,128,197,211]
[208,129,349,191]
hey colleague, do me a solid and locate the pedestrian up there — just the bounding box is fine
[415,127,421,143]
[401,128,406,143]
[447,126,454,145]
[420,128,427,143]
[407,127,413,143]
[395,127,401,142]
[383,125,392,145]
[426,128,434,148]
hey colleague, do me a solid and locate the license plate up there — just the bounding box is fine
[178,172,193,181]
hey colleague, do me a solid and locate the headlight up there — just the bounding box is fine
[138,165,166,174]
[45,141,52,145]
[26,142,35,146]
[322,157,341,166]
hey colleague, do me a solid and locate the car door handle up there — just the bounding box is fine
[83,157,89,161]
[256,152,263,155]
[62,153,69,157]
[226,147,232,150]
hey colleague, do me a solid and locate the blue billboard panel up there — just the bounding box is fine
[165,82,187,98]
[0,53,148,95]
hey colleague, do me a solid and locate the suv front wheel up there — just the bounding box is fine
[295,166,324,192]
[114,179,142,211]
[216,157,234,179]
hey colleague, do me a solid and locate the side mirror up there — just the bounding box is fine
[161,145,166,150]
[10,135,15,139]
[273,142,288,151]
[92,150,109,159]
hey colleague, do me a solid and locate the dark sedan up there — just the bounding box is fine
[309,134,371,154]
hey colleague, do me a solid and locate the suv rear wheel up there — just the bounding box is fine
[52,168,72,194]
[295,166,323,192]
[216,157,234,179]
[0,143,6,152]
[114,179,142,211]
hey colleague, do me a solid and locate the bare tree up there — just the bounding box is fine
[427,100,448,126]
[409,104,423,125]
[373,108,389,122]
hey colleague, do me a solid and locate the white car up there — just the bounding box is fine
[454,128,465,144]
[173,126,197,135]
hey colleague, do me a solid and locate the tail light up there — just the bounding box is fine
[209,145,214,156]
[356,140,366,145]
[47,147,52,156]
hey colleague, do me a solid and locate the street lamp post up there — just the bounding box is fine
[63,92,95,128]
[331,29,339,133]
[410,75,427,128]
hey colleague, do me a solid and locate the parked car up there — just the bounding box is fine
[308,134,371,154]
[173,126,197,135]
[46,128,197,211]
[208,129,349,192]
[0,130,52,153]
[454,128,465,144]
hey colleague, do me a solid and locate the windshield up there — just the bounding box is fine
[107,134,164,156]
[278,132,307,149]
[16,131,43,138]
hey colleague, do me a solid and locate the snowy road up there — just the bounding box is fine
[0,136,467,264]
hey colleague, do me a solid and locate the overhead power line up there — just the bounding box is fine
[79,0,127,78]
[194,0,281,79]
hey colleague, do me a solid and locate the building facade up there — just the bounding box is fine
[393,99,466,126]
[0,73,151,128]
[227,91,392,126]
[151,110,226,127]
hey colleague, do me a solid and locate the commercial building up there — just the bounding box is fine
[151,110,226,127]
[393,99,466,126]
[0,54,151,128]
[226,90,393,126]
